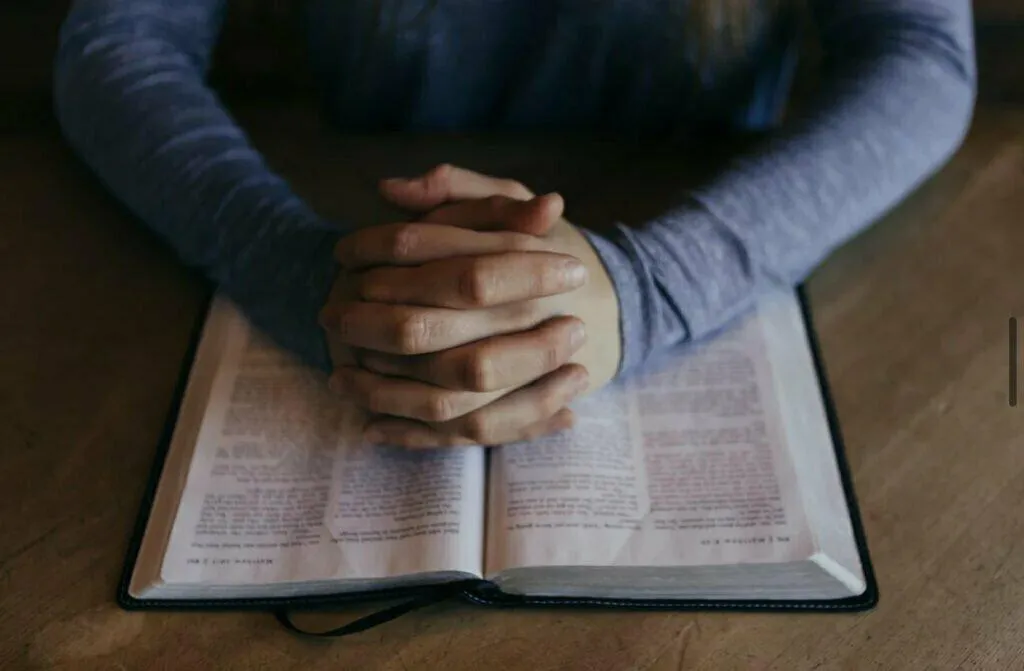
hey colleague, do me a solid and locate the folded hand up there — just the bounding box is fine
[320,165,621,447]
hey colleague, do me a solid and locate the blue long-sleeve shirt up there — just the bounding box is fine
[52,0,976,377]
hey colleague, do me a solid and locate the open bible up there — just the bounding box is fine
[120,287,876,613]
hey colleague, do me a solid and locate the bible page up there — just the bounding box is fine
[149,298,484,597]
[484,289,821,578]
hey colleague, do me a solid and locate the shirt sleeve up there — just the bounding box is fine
[587,0,977,377]
[53,0,341,372]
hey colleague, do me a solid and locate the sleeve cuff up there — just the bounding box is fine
[580,226,660,379]
[581,201,752,380]
[220,223,343,374]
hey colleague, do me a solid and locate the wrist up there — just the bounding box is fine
[578,226,647,380]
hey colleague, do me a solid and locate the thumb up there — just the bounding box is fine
[379,164,534,212]
[423,193,565,237]
[503,194,562,236]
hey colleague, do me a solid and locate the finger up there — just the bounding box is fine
[355,252,586,309]
[329,365,504,423]
[423,193,563,236]
[442,364,587,445]
[356,316,587,392]
[373,364,587,447]
[379,163,534,211]
[334,222,546,270]
[364,407,577,449]
[320,300,544,355]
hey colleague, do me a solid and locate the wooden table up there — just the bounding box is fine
[2,105,1023,670]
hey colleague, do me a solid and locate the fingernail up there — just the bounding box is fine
[573,372,590,394]
[563,260,587,286]
[364,427,385,443]
[552,192,567,214]
[533,192,563,215]
[328,374,345,394]
[569,322,587,350]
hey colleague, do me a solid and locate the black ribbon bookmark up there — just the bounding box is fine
[273,582,471,637]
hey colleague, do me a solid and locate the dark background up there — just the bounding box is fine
[2,0,1023,132]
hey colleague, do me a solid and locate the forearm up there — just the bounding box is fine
[592,0,976,376]
[54,0,340,371]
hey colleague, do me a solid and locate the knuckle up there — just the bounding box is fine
[428,162,453,181]
[355,270,387,302]
[482,194,509,215]
[461,352,496,391]
[388,224,421,261]
[425,163,453,194]
[507,299,543,328]
[503,232,543,252]
[423,393,458,422]
[395,312,432,353]
[457,259,495,306]
[461,414,493,444]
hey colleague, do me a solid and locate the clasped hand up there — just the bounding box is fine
[319,165,621,448]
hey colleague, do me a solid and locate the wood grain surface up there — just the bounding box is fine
[2,105,1023,670]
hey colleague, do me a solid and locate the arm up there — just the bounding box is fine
[53,0,339,371]
[586,0,977,375]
